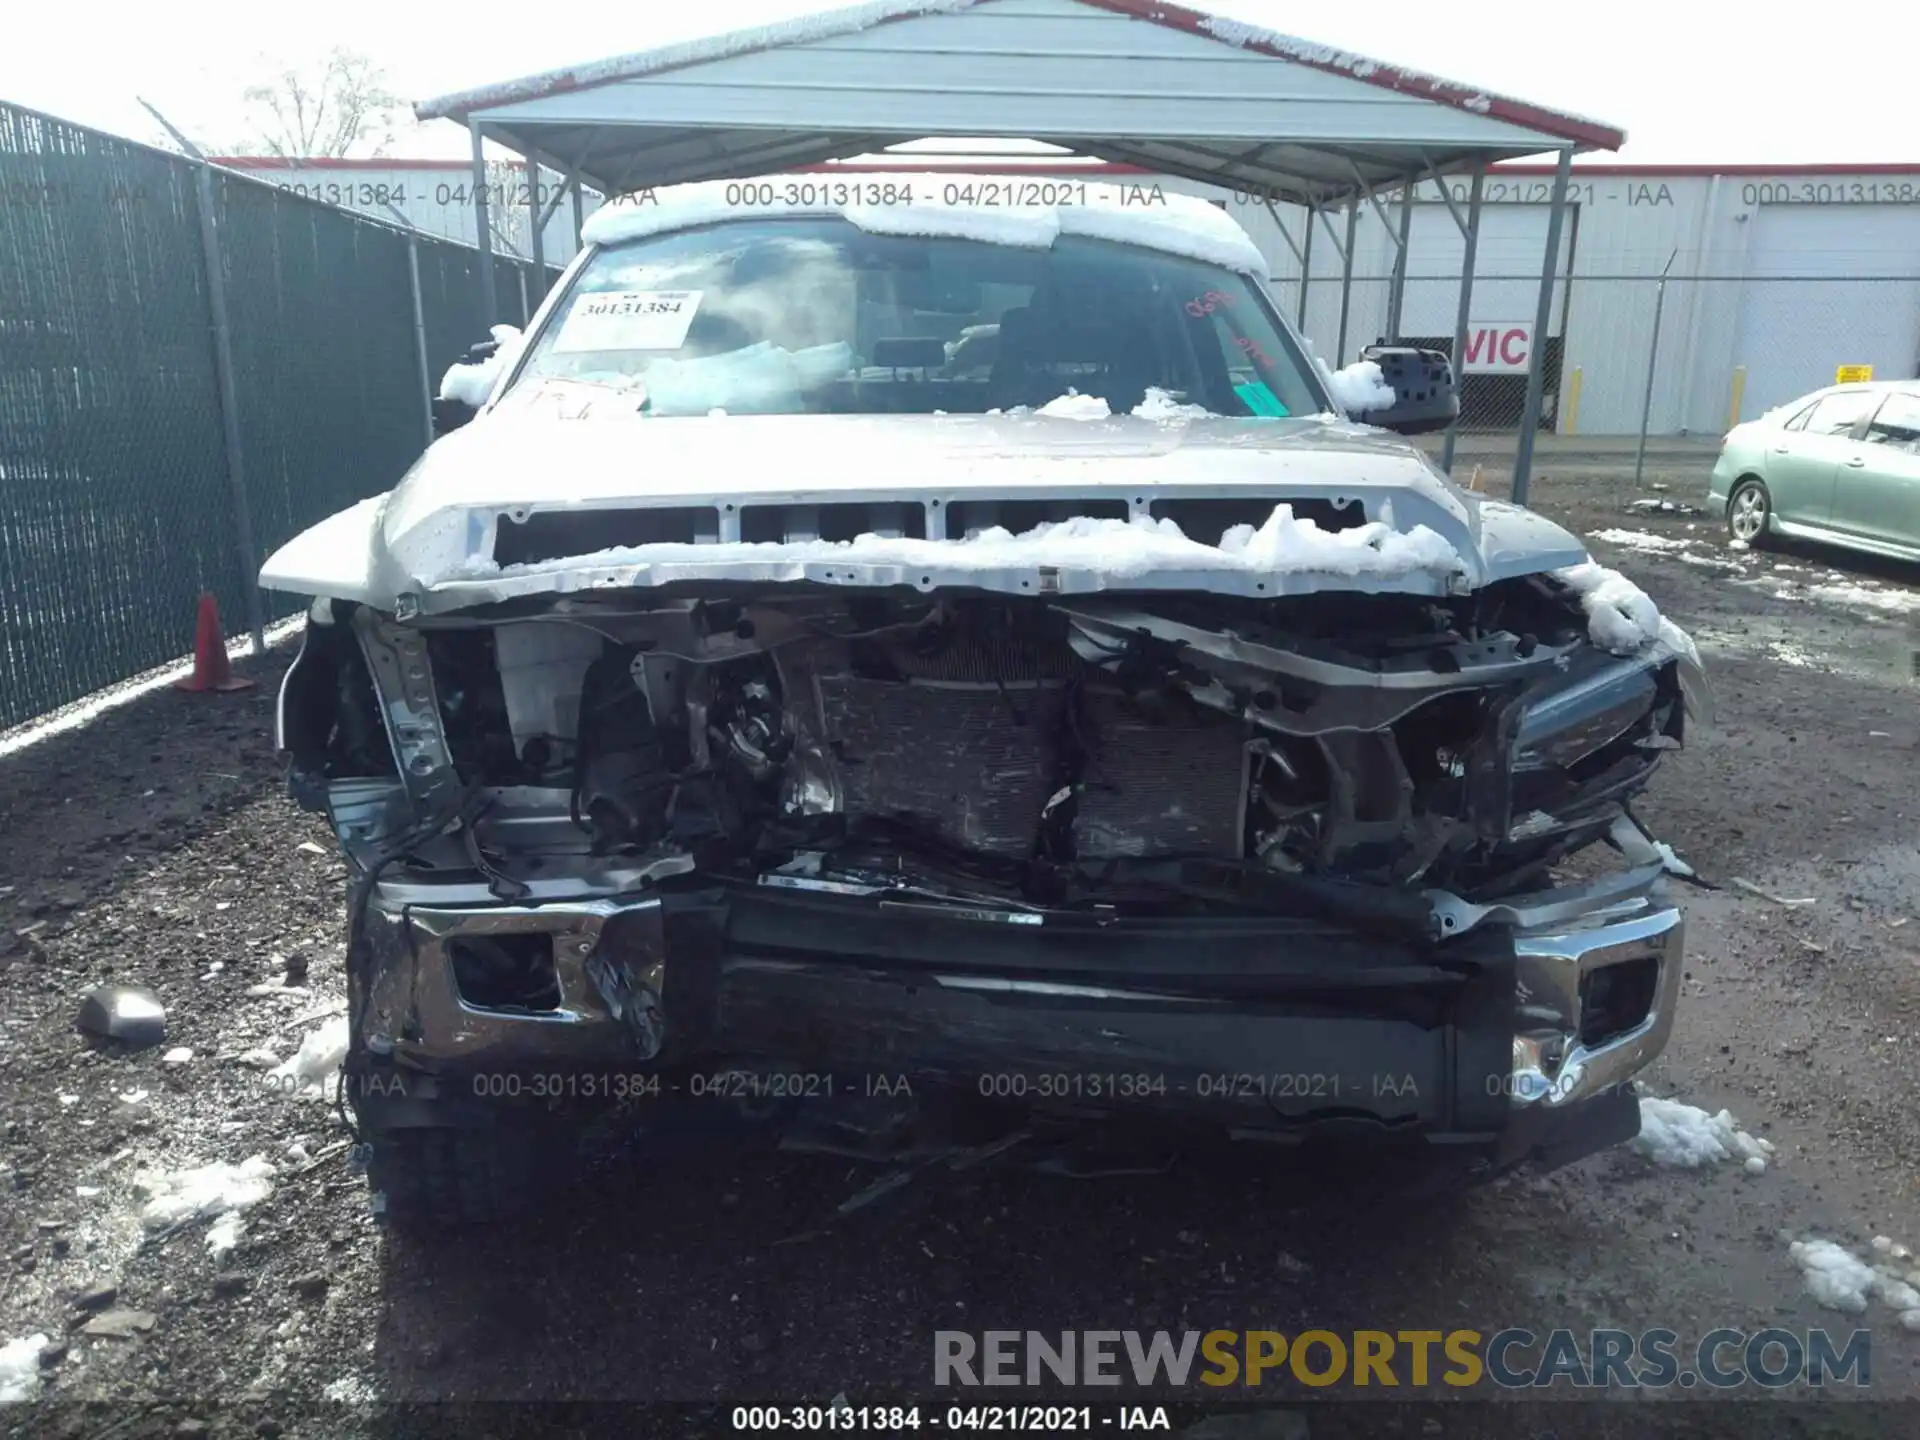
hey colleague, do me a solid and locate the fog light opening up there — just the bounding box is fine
[448,934,563,1013]
[1578,957,1659,1048]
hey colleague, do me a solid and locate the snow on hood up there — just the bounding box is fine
[1552,559,1699,664]
[262,411,1606,611]
[459,501,1463,588]
[579,174,1269,278]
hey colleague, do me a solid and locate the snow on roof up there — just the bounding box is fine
[1194,12,1618,140]
[415,0,1623,151]
[578,175,1269,276]
[419,0,982,118]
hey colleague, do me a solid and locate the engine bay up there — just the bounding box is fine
[283,577,1693,916]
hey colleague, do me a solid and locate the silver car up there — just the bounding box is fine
[1710,382,1920,559]
[262,182,1698,1224]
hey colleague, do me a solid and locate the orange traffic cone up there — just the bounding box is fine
[175,592,255,693]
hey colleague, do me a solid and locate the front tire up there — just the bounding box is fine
[1727,477,1771,547]
[364,1121,549,1228]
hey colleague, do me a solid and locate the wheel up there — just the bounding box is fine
[363,1122,550,1228]
[1726,477,1771,547]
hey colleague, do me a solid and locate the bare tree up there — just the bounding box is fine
[235,48,405,158]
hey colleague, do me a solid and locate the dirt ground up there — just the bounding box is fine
[4,444,1920,1436]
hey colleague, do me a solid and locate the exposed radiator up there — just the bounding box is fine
[1071,688,1248,858]
[815,675,1066,856]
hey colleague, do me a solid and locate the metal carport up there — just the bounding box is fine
[416,0,1624,501]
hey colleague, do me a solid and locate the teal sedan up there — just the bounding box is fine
[1708,382,1920,559]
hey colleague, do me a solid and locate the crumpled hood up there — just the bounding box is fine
[259,411,1587,612]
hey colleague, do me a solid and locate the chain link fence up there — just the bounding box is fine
[0,100,553,731]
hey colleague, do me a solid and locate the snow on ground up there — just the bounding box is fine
[578,174,1269,277]
[1587,525,1920,621]
[0,1334,49,1403]
[134,1155,275,1254]
[271,1017,349,1101]
[1318,358,1395,414]
[1788,1238,1920,1329]
[438,324,524,408]
[1590,528,1693,554]
[470,502,1464,587]
[1632,1097,1775,1173]
[1805,582,1920,616]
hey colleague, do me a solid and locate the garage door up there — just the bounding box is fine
[1735,205,1920,417]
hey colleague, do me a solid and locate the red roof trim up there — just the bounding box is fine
[210,155,1920,180]
[1493,161,1920,177]
[415,0,1622,153]
[209,156,475,171]
[1074,0,1623,151]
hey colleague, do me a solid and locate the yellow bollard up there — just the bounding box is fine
[1727,366,1747,430]
[1563,366,1583,435]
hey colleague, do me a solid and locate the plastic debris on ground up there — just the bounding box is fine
[0,1334,50,1402]
[134,1155,274,1253]
[74,983,167,1049]
[1789,1238,1920,1329]
[1631,1097,1776,1174]
[271,1016,349,1100]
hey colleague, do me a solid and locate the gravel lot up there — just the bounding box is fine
[3,444,1919,1435]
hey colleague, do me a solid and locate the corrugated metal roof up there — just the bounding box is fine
[414,0,1624,206]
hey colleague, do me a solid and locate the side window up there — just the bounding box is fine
[1864,393,1920,451]
[1782,402,1816,432]
[1804,390,1876,436]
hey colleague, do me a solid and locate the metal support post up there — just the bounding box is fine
[1635,250,1678,488]
[1296,206,1314,331]
[470,121,496,325]
[1385,176,1415,342]
[1512,150,1573,506]
[526,157,546,307]
[405,234,433,450]
[1335,202,1358,363]
[1440,165,1486,475]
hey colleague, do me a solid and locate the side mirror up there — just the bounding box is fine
[431,396,478,436]
[1354,345,1459,436]
[431,335,506,437]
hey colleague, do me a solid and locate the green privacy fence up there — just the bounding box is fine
[0,100,557,731]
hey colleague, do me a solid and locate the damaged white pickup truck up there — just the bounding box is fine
[264,180,1705,1225]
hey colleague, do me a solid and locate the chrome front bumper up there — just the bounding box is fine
[1510,897,1684,1108]
[357,868,1685,1126]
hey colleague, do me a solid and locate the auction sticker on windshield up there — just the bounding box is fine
[552,289,703,353]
